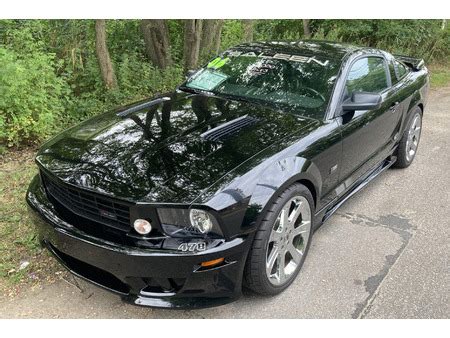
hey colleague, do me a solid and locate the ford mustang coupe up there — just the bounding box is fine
[27,41,429,308]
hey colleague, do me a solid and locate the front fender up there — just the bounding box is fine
[242,156,321,232]
[197,155,322,238]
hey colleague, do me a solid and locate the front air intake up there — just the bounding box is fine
[41,172,132,232]
[200,115,259,142]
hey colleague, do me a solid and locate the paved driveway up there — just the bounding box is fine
[1,87,449,318]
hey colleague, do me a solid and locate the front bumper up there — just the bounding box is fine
[26,176,252,309]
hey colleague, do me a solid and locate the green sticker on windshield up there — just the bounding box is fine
[207,57,230,69]
[187,69,228,91]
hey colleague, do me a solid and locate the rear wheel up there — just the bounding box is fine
[393,107,423,168]
[244,183,314,295]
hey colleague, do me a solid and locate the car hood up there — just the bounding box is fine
[36,91,317,204]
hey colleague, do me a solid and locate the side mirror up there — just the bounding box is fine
[341,92,382,113]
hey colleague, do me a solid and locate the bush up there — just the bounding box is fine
[0,47,69,147]
[315,20,450,61]
[0,19,448,148]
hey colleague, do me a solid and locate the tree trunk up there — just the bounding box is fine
[242,20,254,42]
[183,19,203,71]
[95,19,117,90]
[442,19,447,30]
[200,19,224,60]
[302,19,311,38]
[140,19,172,69]
[212,20,224,54]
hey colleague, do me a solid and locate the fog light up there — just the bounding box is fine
[133,219,152,235]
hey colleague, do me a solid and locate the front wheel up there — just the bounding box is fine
[244,183,314,295]
[393,107,423,168]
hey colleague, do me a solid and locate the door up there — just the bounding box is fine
[337,56,398,191]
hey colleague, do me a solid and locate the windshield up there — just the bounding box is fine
[183,49,340,119]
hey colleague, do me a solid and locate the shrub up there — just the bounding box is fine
[0,47,69,147]
[0,19,448,148]
[316,20,450,61]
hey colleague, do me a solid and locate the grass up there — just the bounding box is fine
[429,61,450,88]
[0,149,61,297]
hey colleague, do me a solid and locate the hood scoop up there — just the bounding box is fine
[201,115,259,142]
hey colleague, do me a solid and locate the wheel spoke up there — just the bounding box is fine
[299,201,311,221]
[293,221,310,236]
[269,229,282,243]
[288,200,303,224]
[278,253,286,282]
[266,246,279,274]
[413,127,421,138]
[288,243,302,264]
[280,206,289,229]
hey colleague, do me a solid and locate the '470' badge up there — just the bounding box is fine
[178,242,206,252]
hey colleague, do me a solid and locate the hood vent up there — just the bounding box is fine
[201,115,259,142]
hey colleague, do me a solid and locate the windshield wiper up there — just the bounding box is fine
[178,85,216,97]
[179,85,270,107]
[212,92,271,106]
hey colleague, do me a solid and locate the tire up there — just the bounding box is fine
[393,106,423,169]
[244,183,314,295]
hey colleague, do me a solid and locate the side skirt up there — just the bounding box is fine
[314,156,397,227]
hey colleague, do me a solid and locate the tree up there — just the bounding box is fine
[302,19,311,38]
[183,19,203,71]
[95,19,117,90]
[200,19,224,61]
[242,20,254,42]
[140,19,172,69]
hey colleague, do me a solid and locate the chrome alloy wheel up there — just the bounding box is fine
[406,113,422,162]
[265,196,312,286]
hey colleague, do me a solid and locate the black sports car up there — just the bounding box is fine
[27,41,429,308]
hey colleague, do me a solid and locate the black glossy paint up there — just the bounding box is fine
[26,40,429,308]
[35,91,316,205]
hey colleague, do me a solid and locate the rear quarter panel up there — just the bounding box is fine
[399,66,429,135]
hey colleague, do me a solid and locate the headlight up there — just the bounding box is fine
[189,209,212,234]
[157,207,222,238]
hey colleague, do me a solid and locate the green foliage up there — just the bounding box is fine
[63,53,183,126]
[255,19,304,40]
[0,47,69,146]
[220,20,245,51]
[0,19,448,148]
[315,20,449,61]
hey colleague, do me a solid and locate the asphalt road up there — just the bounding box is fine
[1,87,449,319]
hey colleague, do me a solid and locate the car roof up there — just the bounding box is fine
[231,40,363,61]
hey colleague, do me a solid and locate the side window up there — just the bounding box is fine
[346,57,389,94]
[389,62,399,85]
[394,60,408,79]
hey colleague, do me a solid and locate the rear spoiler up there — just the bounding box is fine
[394,54,425,71]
